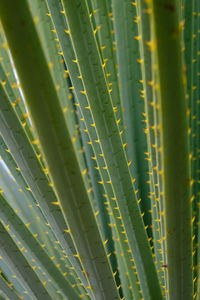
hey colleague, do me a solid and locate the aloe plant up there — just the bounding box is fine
[0,0,198,299]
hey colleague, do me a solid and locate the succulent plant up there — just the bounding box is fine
[0,0,198,299]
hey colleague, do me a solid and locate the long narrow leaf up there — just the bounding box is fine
[0,1,119,299]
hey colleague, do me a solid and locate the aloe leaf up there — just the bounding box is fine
[0,1,119,299]
[29,0,93,219]
[0,201,66,299]
[0,160,57,255]
[0,51,42,168]
[134,1,167,290]
[0,83,88,285]
[87,0,122,117]
[30,1,97,232]
[111,0,150,216]
[186,1,200,297]
[0,260,30,300]
[77,112,136,297]
[196,1,200,297]
[0,221,52,299]
[47,2,147,295]
[45,1,143,296]
[27,0,77,137]
[149,0,193,299]
[0,81,77,268]
[0,193,80,299]
[77,110,115,256]
[0,141,58,249]
[0,136,44,222]
[0,137,59,244]
[0,28,24,110]
[0,89,89,294]
[0,275,19,300]
[0,61,32,137]
[59,1,162,299]
[78,111,141,297]
[74,95,116,270]
[114,241,133,300]
[183,0,199,295]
